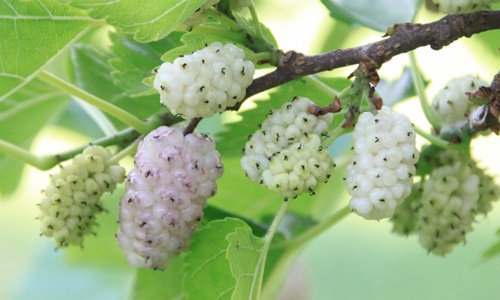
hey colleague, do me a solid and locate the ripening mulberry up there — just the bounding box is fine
[417,162,480,255]
[153,42,255,119]
[390,184,423,236]
[241,97,334,198]
[347,106,419,220]
[472,162,500,215]
[117,126,223,270]
[38,145,125,247]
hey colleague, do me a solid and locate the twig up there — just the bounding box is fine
[183,118,202,135]
[238,11,500,108]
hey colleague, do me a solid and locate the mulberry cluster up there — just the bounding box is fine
[431,75,487,127]
[241,97,335,199]
[417,163,480,255]
[153,42,255,119]
[390,147,500,255]
[432,0,498,13]
[347,106,419,220]
[38,145,125,247]
[117,126,223,270]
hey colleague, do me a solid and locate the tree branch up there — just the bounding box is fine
[242,10,500,104]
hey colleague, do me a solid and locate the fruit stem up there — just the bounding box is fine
[247,51,273,65]
[250,199,290,300]
[413,126,463,150]
[261,246,301,299]
[408,51,441,130]
[106,136,142,166]
[37,71,150,134]
[322,125,352,149]
[303,75,340,99]
[249,3,264,41]
[457,150,471,177]
[285,205,351,251]
[183,118,202,135]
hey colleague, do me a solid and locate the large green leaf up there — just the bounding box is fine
[0,0,93,101]
[0,78,69,196]
[182,218,248,300]
[109,31,184,96]
[69,0,207,43]
[320,0,419,32]
[70,43,164,129]
[226,225,264,299]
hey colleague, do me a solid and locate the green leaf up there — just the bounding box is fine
[0,0,93,101]
[377,66,427,107]
[109,31,184,96]
[160,26,241,63]
[182,218,248,300]
[133,260,184,300]
[69,0,207,42]
[270,212,317,240]
[226,225,264,299]
[320,0,419,32]
[0,78,69,196]
[204,205,269,237]
[52,101,105,139]
[69,43,163,129]
[233,14,278,48]
[159,20,274,64]
[211,157,283,220]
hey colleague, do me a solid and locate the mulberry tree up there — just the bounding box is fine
[1,0,500,299]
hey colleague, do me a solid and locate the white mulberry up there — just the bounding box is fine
[117,126,223,270]
[241,97,334,198]
[38,145,125,247]
[347,106,419,220]
[431,75,488,126]
[153,42,255,119]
